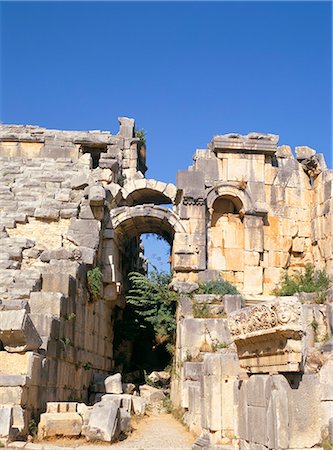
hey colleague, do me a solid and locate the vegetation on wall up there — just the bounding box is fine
[273,264,331,301]
[135,128,147,144]
[196,279,239,295]
[126,270,178,353]
[87,266,103,302]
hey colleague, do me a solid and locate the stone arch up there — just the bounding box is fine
[122,179,177,206]
[206,182,254,213]
[110,204,185,244]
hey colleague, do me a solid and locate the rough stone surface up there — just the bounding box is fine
[37,412,82,438]
[85,401,121,442]
[105,373,123,394]
[0,309,42,352]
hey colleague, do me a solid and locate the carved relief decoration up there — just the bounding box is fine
[228,298,303,340]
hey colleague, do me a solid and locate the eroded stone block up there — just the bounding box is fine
[85,401,120,442]
[105,373,123,394]
[38,412,82,439]
[0,310,42,352]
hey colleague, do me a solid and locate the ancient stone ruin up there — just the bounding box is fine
[0,118,332,449]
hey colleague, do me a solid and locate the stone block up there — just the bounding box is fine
[38,412,82,438]
[287,373,321,449]
[122,383,135,394]
[184,362,204,381]
[88,185,106,206]
[243,266,263,295]
[132,396,146,415]
[118,117,134,138]
[40,248,71,262]
[295,146,316,160]
[85,401,121,442]
[0,310,42,352]
[101,394,132,413]
[139,384,165,403]
[42,272,74,296]
[266,375,289,449]
[247,375,270,407]
[276,145,293,158]
[34,208,59,221]
[119,408,131,433]
[105,373,123,394]
[66,218,101,249]
[329,417,333,445]
[223,295,242,314]
[29,292,65,316]
[71,174,90,190]
[247,405,267,445]
[0,405,13,438]
[292,236,305,253]
[73,246,95,265]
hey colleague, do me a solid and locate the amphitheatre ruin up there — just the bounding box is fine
[0,117,332,449]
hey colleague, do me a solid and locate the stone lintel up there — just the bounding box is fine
[228,297,305,373]
[211,133,279,156]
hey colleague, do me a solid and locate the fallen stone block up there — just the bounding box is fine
[122,382,135,394]
[147,370,171,386]
[101,394,132,413]
[0,310,42,352]
[105,373,123,394]
[85,401,121,442]
[139,384,165,404]
[119,408,131,433]
[132,396,146,415]
[38,412,82,439]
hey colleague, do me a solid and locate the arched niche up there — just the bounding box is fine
[211,195,243,226]
[207,189,246,290]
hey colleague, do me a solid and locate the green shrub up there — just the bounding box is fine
[28,419,38,437]
[196,279,239,295]
[273,264,331,299]
[135,129,147,144]
[126,270,178,351]
[87,267,103,302]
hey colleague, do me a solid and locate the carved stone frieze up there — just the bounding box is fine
[183,196,205,206]
[228,298,303,339]
[228,298,305,373]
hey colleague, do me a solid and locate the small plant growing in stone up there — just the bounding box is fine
[83,362,92,371]
[87,266,103,302]
[311,318,319,332]
[135,128,147,144]
[59,336,72,349]
[28,419,38,438]
[192,301,211,318]
[211,339,229,352]
[273,264,331,299]
[65,312,76,321]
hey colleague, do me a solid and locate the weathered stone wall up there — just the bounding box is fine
[0,119,332,445]
[173,135,332,295]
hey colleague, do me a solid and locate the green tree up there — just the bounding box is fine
[126,270,178,349]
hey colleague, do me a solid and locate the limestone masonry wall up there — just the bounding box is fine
[0,118,332,447]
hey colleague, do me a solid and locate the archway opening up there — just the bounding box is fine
[111,207,178,384]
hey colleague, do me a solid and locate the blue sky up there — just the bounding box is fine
[1,1,332,271]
